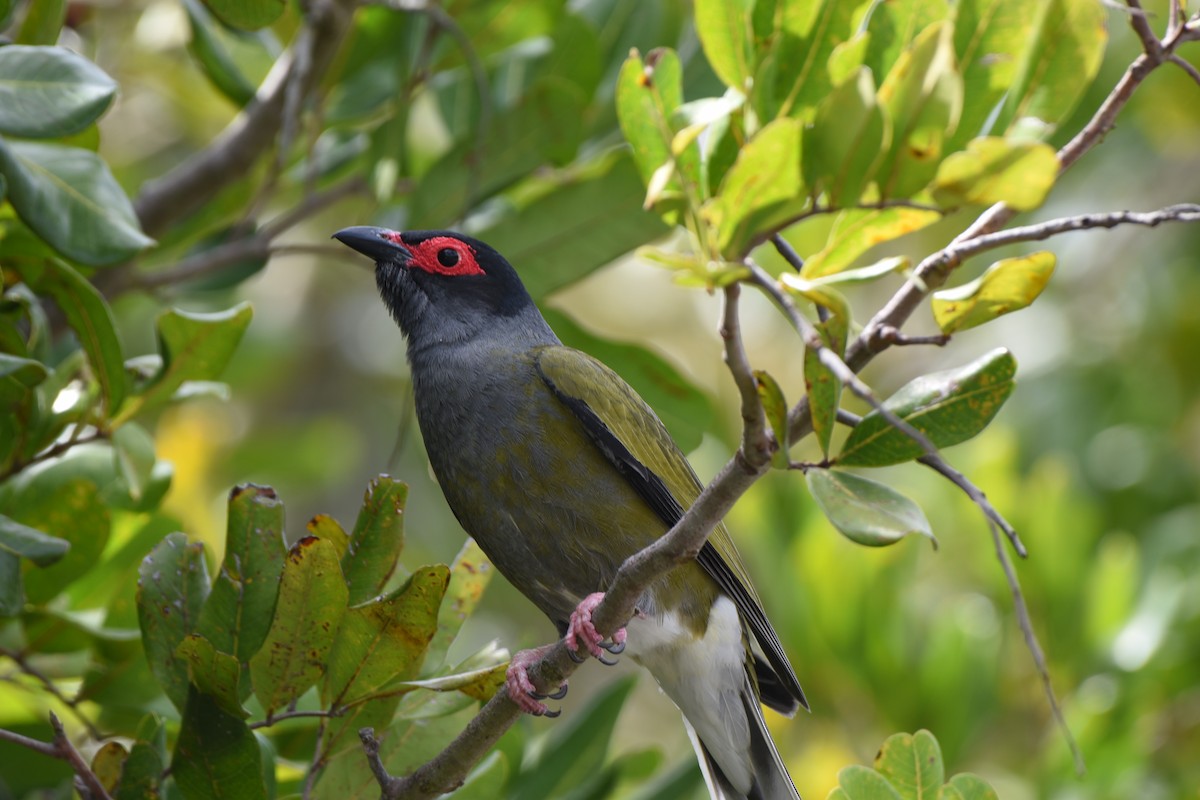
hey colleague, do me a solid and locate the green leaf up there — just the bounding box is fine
[782,276,851,459]
[874,730,945,800]
[477,153,670,302]
[112,422,156,502]
[706,117,808,257]
[615,48,690,219]
[115,741,164,800]
[805,68,887,206]
[754,370,790,468]
[176,633,249,718]
[172,686,267,800]
[694,0,754,90]
[396,661,507,703]
[0,513,68,565]
[802,208,940,279]
[409,78,585,227]
[0,352,47,396]
[341,477,407,606]
[0,140,154,265]
[830,764,906,800]
[1001,0,1106,138]
[91,741,127,796]
[14,0,65,45]
[757,0,863,121]
[307,513,350,559]
[0,46,117,138]
[136,533,211,711]
[544,308,714,453]
[115,303,252,425]
[875,22,962,199]
[837,348,1017,467]
[945,773,1000,800]
[321,565,450,755]
[861,0,948,82]
[201,0,284,31]
[184,0,256,107]
[932,137,1059,211]
[195,484,286,663]
[250,536,348,715]
[11,476,109,604]
[509,676,637,800]
[807,469,935,548]
[422,537,494,675]
[15,256,127,416]
[949,0,1040,151]
[931,252,1056,333]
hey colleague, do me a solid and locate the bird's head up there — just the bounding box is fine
[333,227,539,346]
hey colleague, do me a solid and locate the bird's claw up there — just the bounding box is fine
[564,592,629,665]
[531,684,569,701]
[506,645,567,718]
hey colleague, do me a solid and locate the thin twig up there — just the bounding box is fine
[875,326,950,348]
[0,726,58,757]
[917,454,1026,558]
[987,524,1086,775]
[1168,53,1200,87]
[0,430,106,482]
[770,233,804,272]
[302,717,329,800]
[0,647,103,740]
[49,713,114,800]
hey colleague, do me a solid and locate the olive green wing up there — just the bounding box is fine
[534,346,807,713]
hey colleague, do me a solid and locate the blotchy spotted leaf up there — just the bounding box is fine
[194,484,285,664]
[250,536,348,715]
[175,633,248,718]
[422,538,493,674]
[341,477,407,606]
[172,686,266,800]
[837,348,1017,467]
[137,533,210,711]
[875,730,945,799]
[933,138,1059,211]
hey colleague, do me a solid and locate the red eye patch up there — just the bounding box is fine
[406,236,486,277]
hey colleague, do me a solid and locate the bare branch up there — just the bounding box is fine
[770,233,804,272]
[987,524,1086,775]
[0,429,106,482]
[133,0,357,237]
[1125,0,1164,57]
[874,326,950,348]
[0,715,113,800]
[917,454,1026,558]
[721,284,772,463]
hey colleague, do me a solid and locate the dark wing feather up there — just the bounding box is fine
[535,346,807,712]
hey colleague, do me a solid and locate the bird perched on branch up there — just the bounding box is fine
[334,226,807,800]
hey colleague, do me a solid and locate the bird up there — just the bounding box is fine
[333,226,807,800]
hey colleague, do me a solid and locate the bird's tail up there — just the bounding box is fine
[683,668,801,800]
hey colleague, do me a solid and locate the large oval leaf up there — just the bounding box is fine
[837,348,1017,467]
[694,0,754,90]
[806,468,935,548]
[874,730,945,800]
[0,45,117,137]
[136,533,210,711]
[932,137,1059,211]
[0,513,68,566]
[341,476,407,606]
[0,140,153,265]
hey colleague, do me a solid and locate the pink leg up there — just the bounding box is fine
[505,644,563,716]
[564,592,627,659]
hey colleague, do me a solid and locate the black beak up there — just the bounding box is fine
[332,226,413,263]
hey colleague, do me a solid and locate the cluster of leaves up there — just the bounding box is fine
[614,0,1102,549]
[829,730,998,800]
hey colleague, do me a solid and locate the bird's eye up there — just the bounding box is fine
[437,248,460,268]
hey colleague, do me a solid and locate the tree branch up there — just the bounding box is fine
[133,0,358,237]
[0,715,113,800]
[721,284,772,462]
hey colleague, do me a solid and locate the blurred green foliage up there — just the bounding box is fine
[0,0,1198,798]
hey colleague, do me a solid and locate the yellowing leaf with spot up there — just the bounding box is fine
[932,252,1055,333]
[802,207,940,278]
[933,138,1059,211]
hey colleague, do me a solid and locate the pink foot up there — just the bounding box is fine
[564,592,627,660]
[505,645,564,716]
